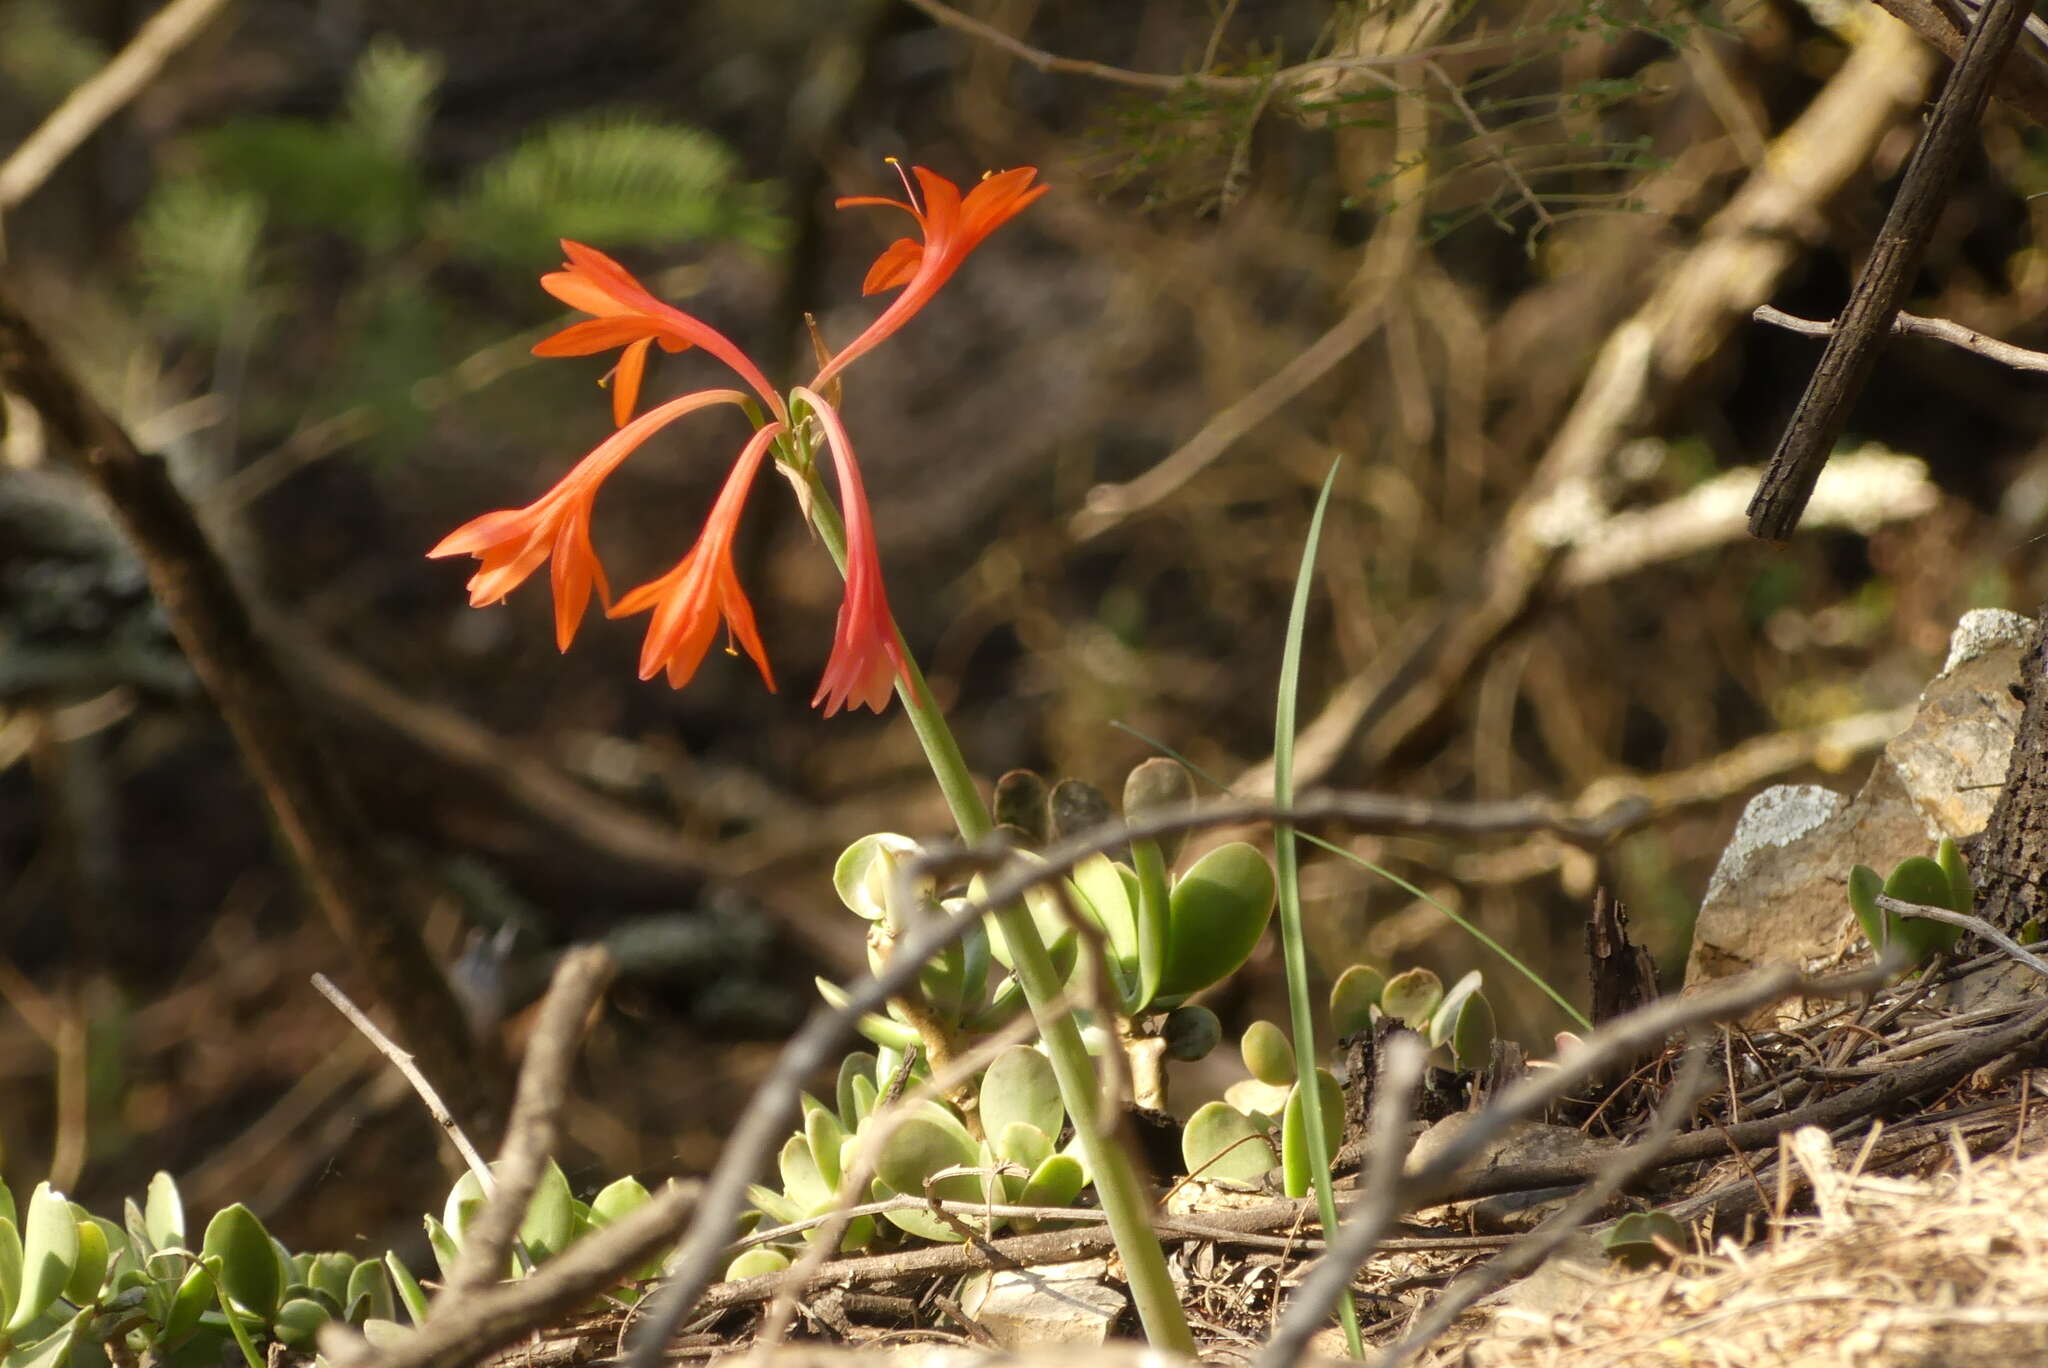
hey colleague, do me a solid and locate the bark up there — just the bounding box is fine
[1974,605,2048,936]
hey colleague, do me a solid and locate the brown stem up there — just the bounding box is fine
[0,282,505,1146]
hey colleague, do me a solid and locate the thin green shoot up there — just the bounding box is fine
[1270,457,1363,1358]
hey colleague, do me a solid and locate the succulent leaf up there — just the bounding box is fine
[1329,963,1386,1037]
[60,1208,106,1308]
[144,1173,184,1254]
[1156,842,1276,1001]
[836,1053,878,1128]
[724,1247,790,1281]
[980,1045,1064,1146]
[200,1205,278,1321]
[995,1122,1054,1173]
[1280,1070,1345,1200]
[272,1297,329,1348]
[1884,856,1966,962]
[1162,1004,1222,1061]
[7,1185,79,1335]
[1016,1154,1086,1211]
[345,1257,394,1323]
[588,1177,652,1227]
[1182,1102,1277,1183]
[1847,864,1887,955]
[1937,836,1973,913]
[518,1160,578,1263]
[1380,967,1444,1028]
[1240,1020,1295,1086]
[384,1252,429,1325]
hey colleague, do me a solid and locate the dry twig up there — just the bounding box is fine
[1754,303,2048,373]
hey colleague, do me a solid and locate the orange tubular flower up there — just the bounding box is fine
[607,422,786,691]
[428,388,750,649]
[811,166,1048,388]
[791,386,908,715]
[534,240,787,425]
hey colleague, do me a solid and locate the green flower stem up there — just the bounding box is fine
[800,456,1193,1353]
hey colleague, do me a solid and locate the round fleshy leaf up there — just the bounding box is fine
[996,1122,1053,1173]
[873,1112,982,1204]
[724,1248,790,1281]
[778,1135,831,1213]
[1380,967,1444,1028]
[1847,864,1886,953]
[200,1204,278,1320]
[1602,1210,1685,1268]
[589,1176,652,1227]
[519,1160,577,1263]
[0,1217,21,1330]
[1156,842,1276,1001]
[161,1262,211,1347]
[8,1183,79,1334]
[746,1184,802,1227]
[1223,1077,1291,1124]
[1124,758,1195,864]
[1442,988,1495,1072]
[1884,856,1966,962]
[836,1053,878,1128]
[61,1208,107,1308]
[1162,1004,1222,1062]
[144,1173,185,1254]
[805,1107,848,1193]
[1016,1154,1086,1211]
[306,1253,354,1310]
[1182,1102,1277,1183]
[273,1297,330,1348]
[1071,854,1140,969]
[1280,1070,1345,1200]
[1048,779,1114,843]
[1329,964,1386,1038]
[833,834,924,921]
[1240,1020,1295,1087]
[1427,971,1485,1049]
[1937,836,1974,913]
[814,977,921,1051]
[346,1257,394,1324]
[993,770,1050,846]
[980,1045,1064,1145]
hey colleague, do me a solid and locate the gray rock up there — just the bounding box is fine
[957,1259,1128,1348]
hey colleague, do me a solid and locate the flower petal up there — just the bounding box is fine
[611,336,653,426]
[860,238,925,295]
[533,316,663,357]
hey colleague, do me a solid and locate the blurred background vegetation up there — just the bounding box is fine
[1,0,2043,1262]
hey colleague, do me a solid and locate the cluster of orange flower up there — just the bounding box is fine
[430,165,1047,715]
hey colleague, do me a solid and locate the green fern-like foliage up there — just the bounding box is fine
[131,179,275,344]
[345,35,443,165]
[440,115,787,265]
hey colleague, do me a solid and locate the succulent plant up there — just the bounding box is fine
[1848,837,1972,971]
[0,1171,435,1368]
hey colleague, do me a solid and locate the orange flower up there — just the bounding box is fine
[791,387,907,715]
[607,422,786,690]
[812,166,1047,388]
[428,389,750,649]
[533,240,786,425]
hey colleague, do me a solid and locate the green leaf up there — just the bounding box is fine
[804,1108,847,1194]
[0,1218,21,1330]
[58,1212,105,1309]
[1602,1209,1685,1268]
[442,115,785,265]
[1884,856,1966,962]
[1847,864,1887,954]
[995,1122,1053,1173]
[1937,836,1974,913]
[1381,967,1444,1028]
[813,978,921,1051]
[8,1184,79,1334]
[777,1136,831,1213]
[270,1298,329,1349]
[5,1312,82,1368]
[421,1216,460,1283]
[1155,842,1276,1001]
[1240,1020,1295,1087]
[1182,1102,1277,1183]
[1280,1070,1345,1200]
[1431,977,1496,1072]
[723,1248,788,1282]
[160,1263,211,1348]
[588,1177,652,1228]
[142,1177,182,1258]
[873,1113,985,1241]
[383,1253,428,1327]
[305,1254,353,1311]
[518,1161,577,1263]
[1329,963,1386,1037]
[745,1185,802,1228]
[344,1259,393,1324]
[980,1046,1064,1146]
[199,1207,277,1322]
[1161,1004,1221,1062]
[836,1054,878,1129]
[195,117,423,250]
[1015,1154,1086,1211]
